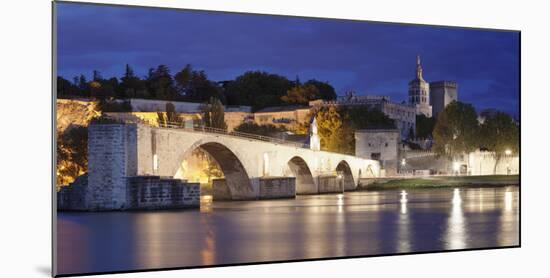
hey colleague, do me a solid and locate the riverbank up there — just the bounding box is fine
[361,175,519,190]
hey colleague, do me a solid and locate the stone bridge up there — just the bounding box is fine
[86,123,380,209]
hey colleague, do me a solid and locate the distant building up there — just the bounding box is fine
[430,81,458,118]
[408,55,432,117]
[125,98,252,113]
[355,129,400,175]
[253,105,311,131]
[310,93,415,140]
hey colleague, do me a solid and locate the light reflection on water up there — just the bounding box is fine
[446,188,466,250]
[397,190,410,253]
[57,186,519,275]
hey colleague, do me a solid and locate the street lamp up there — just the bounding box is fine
[505,149,512,156]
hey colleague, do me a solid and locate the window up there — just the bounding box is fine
[385,143,388,147]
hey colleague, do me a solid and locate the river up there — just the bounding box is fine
[57,186,519,275]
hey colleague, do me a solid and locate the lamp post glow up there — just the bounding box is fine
[505,149,512,156]
[337,172,344,192]
[453,161,460,176]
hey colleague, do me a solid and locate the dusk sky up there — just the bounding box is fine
[56,2,520,116]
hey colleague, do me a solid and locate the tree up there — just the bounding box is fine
[200,97,227,130]
[416,114,436,139]
[57,76,80,97]
[408,127,415,141]
[174,64,224,103]
[146,65,178,100]
[292,112,312,135]
[89,80,102,98]
[344,106,396,130]
[281,84,320,105]
[313,105,396,155]
[479,110,519,174]
[315,106,353,154]
[432,101,480,160]
[120,64,146,98]
[89,76,118,100]
[77,74,89,97]
[92,70,103,82]
[157,102,183,127]
[56,125,88,187]
[174,64,193,96]
[224,71,293,110]
[304,79,337,100]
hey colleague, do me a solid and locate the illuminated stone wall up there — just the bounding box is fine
[253,107,310,130]
[466,151,519,176]
[87,124,136,210]
[56,99,100,132]
[259,177,296,199]
[400,150,519,176]
[71,123,201,211]
[126,176,200,209]
[355,129,400,175]
[212,179,231,201]
[317,175,344,194]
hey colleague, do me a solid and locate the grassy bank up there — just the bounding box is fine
[364,175,519,190]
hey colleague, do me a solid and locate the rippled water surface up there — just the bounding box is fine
[57,186,519,275]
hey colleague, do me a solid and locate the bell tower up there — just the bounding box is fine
[408,55,432,117]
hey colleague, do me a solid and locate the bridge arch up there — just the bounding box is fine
[172,140,253,200]
[287,156,316,194]
[336,160,355,191]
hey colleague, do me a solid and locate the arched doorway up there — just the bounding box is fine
[336,160,355,191]
[287,156,316,194]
